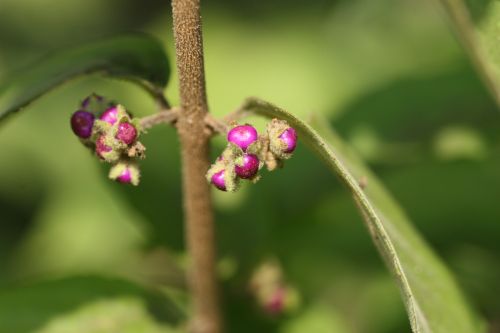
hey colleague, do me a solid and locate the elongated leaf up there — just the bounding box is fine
[0,34,170,122]
[438,0,500,108]
[240,97,484,333]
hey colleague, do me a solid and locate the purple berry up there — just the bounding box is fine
[227,124,258,151]
[279,127,297,153]
[116,122,137,145]
[235,154,259,179]
[99,106,119,125]
[70,111,95,139]
[95,135,112,159]
[211,170,227,191]
[117,167,132,184]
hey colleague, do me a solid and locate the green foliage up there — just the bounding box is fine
[34,298,180,333]
[439,0,500,107]
[0,1,497,332]
[0,276,184,333]
[0,34,170,122]
[240,97,485,333]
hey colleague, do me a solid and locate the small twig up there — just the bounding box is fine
[204,113,228,136]
[140,107,180,130]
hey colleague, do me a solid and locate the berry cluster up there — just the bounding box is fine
[70,94,144,185]
[206,119,298,192]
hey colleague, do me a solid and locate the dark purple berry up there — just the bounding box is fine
[95,135,112,159]
[117,167,132,183]
[279,127,297,153]
[211,170,227,191]
[235,154,259,179]
[227,124,258,151]
[99,106,119,125]
[116,122,137,145]
[70,111,95,139]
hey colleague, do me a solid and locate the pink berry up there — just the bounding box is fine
[211,170,227,191]
[279,127,297,153]
[70,111,95,139]
[116,122,137,145]
[117,167,132,184]
[95,135,112,159]
[235,154,259,179]
[227,124,258,151]
[99,106,119,125]
[265,287,286,315]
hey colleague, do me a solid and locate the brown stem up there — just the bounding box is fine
[171,1,222,333]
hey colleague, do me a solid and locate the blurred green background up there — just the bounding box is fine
[1,0,500,332]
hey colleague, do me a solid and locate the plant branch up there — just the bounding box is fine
[139,107,180,130]
[171,0,222,333]
[204,113,228,136]
[202,105,253,136]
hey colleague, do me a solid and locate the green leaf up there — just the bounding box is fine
[34,298,181,333]
[0,276,184,333]
[437,0,500,108]
[240,97,485,333]
[0,34,170,122]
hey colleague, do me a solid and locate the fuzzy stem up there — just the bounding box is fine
[171,1,222,333]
